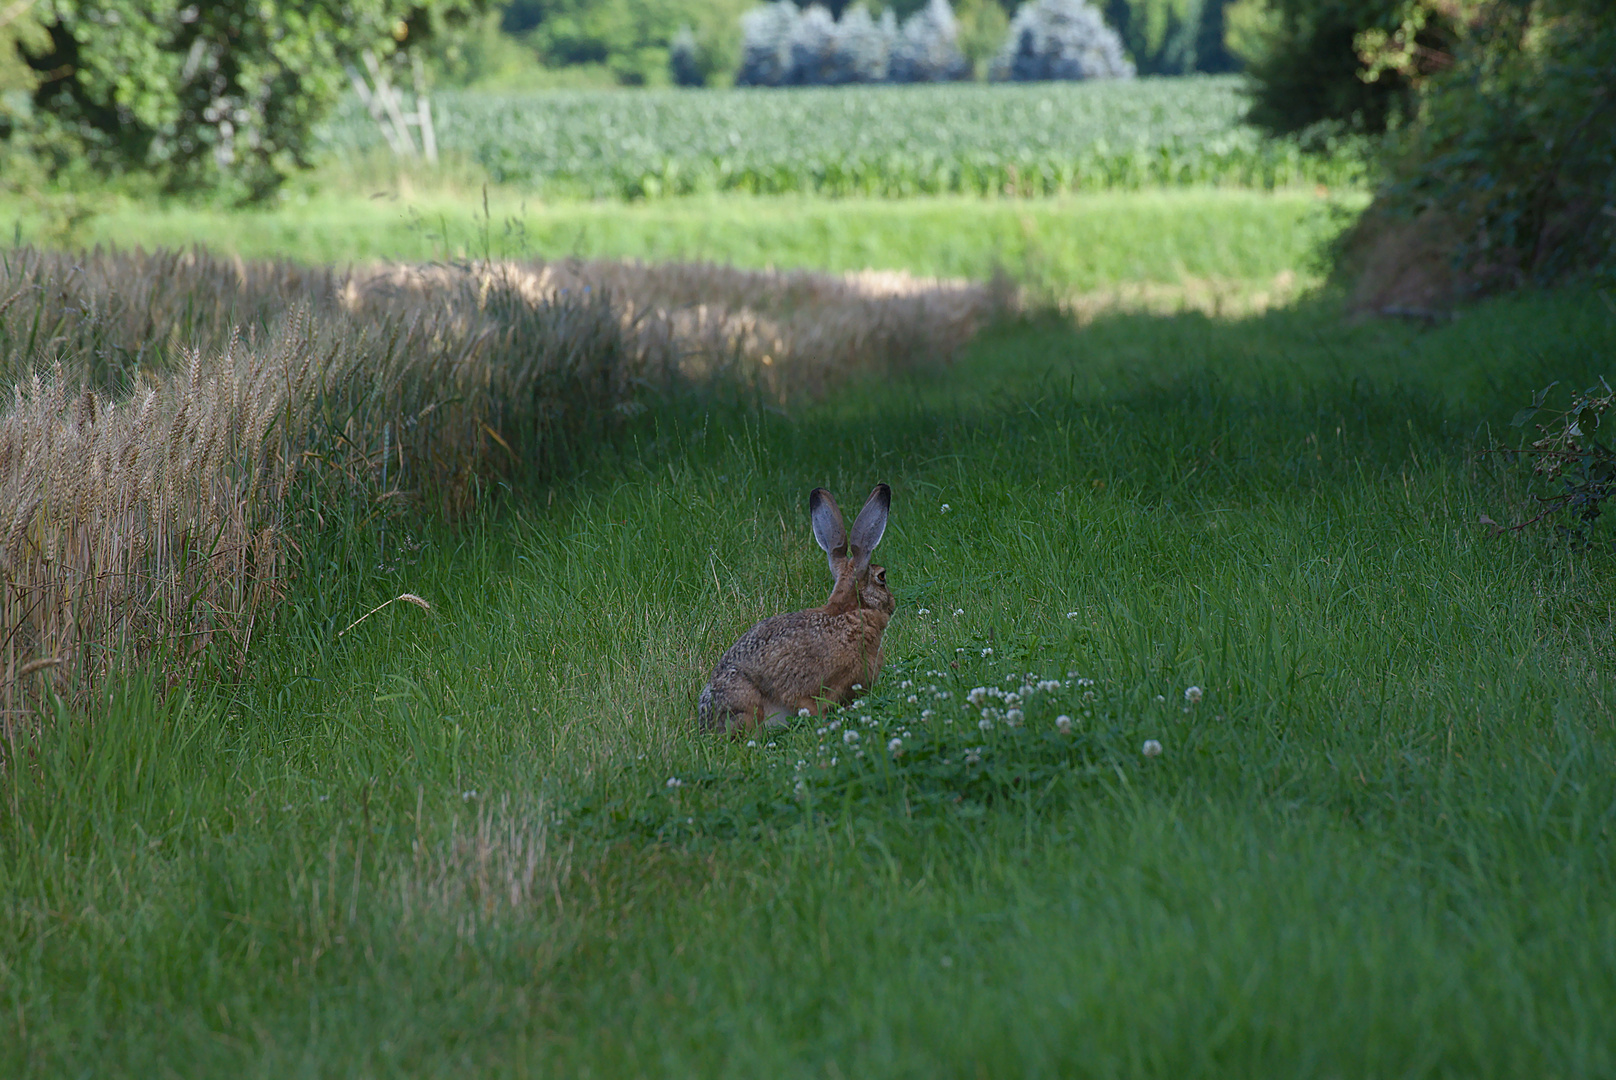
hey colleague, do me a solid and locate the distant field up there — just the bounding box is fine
[5,189,1362,295]
[319,76,1366,199]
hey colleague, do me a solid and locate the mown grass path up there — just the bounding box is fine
[5,286,1616,1076]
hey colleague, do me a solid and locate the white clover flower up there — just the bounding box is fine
[794,779,808,799]
[461,790,477,801]
[1184,685,1203,704]
[747,739,759,747]
[1155,695,1166,704]
[981,647,994,657]
[917,608,931,615]
[1066,611,1079,618]
[852,683,864,691]
[1038,679,1061,692]
[965,748,982,765]
[936,690,951,700]
[1004,692,1022,707]
[907,694,919,704]
[941,504,951,513]
[766,741,777,749]
[1083,690,1096,702]
[843,729,860,744]
[1005,709,1024,726]
[900,679,914,689]
[921,709,935,721]
[854,749,864,758]
[978,718,994,731]
[666,777,683,789]
[1056,715,1073,733]
[827,718,841,731]
[861,715,874,726]
[1142,739,1163,758]
[1076,677,1095,687]
[888,737,904,756]
[967,687,988,706]
[954,609,965,617]
[798,707,812,718]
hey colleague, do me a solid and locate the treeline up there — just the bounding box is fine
[479,0,1240,88]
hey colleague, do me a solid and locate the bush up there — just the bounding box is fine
[889,0,973,82]
[990,0,1135,81]
[1347,0,1615,303]
[736,0,969,86]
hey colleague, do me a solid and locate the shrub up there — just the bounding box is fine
[1345,0,1615,305]
[737,0,969,86]
[889,0,973,82]
[989,0,1135,81]
[670,25,705,85]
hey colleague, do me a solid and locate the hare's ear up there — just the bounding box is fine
[809,488,848,577]
[848,483,890,573]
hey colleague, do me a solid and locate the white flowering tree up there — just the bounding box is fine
[889,0,971,83]
[990,0,1135,81]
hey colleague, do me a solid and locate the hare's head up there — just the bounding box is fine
[810,484,893,616]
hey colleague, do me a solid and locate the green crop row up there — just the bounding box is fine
[320,76,1369,198]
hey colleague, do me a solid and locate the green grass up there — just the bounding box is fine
[3,188,1360,293]
[6,276,1616,1075]
[316,77,1366,198]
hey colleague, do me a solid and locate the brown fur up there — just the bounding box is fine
[698,487,894,735]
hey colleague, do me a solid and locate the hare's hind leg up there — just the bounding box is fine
[698,674,766,736]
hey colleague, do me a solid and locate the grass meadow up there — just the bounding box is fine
[3,177,1616,1073]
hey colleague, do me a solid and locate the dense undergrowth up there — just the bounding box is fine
[4,276,1615,1075]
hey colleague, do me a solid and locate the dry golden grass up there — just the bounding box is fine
[0,246,1005,721]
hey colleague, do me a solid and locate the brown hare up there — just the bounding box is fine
[698,484,894,735]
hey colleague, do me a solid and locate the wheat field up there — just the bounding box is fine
[0,247,1005,722]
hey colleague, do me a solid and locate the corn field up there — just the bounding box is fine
[0,247,1005,722]
[322,77,1368,198]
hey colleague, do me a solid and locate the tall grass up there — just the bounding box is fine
[0,246,1003,716]
[4,286,1613,1075]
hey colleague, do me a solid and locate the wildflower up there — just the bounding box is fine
[979,717,994,731]
[1184,685,1203,704]
[461,790,477,801]
[766,741,776,749]
[1038,679,1061,692]
[799,707,812,718]
[964,748,982,765]
[967,687,989,706]
[981,647,994,657]
[1056,715,1073,733]
[1004,692,1022,707]
[794,779,808,799]
[1142,739,1163,758]
[954,608,965,617]
[921,709,935,721]
[907,694,919,704]
[843,729,860,744]
[1083,689,1096,701]
[1066,611,1079,618]
[1155,695,1166,704]
[935,690,951,700]
[747,739,759,747]
[941,504,951,513]
[666,777,683,789]
[1005,709,1024,726]
[917,608,931,615]
[1076,677,1095,687]
[888,737,904,756]
[900,679,914,689]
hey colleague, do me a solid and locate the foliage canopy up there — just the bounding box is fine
[7,0,484,201]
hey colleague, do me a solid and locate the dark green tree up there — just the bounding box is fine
[13,0,483,201]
